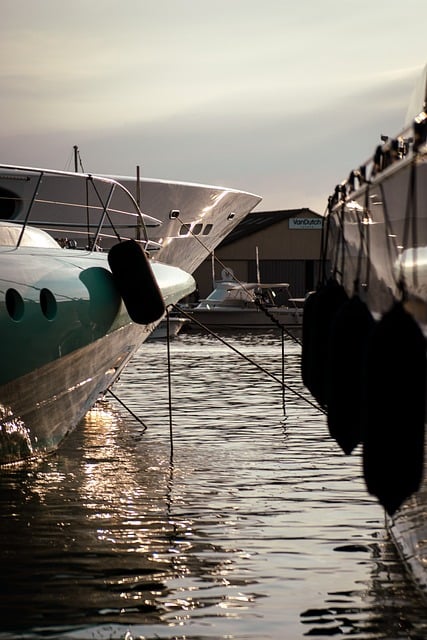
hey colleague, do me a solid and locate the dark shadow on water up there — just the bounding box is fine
[300,534,427,639]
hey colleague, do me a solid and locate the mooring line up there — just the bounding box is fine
[175,213,302,345]
[173,304,326,414]
[107,388,149,432]
[165,308,174,458]
[281,326,286,413]
[254,297,302,345]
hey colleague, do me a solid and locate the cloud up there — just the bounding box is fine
[0,1,424,212]
[3,68,413,218]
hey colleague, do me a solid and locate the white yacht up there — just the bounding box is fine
[0,166,195,465]
[305,64,427,590]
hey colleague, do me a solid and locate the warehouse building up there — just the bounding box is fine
[192,207,324,299]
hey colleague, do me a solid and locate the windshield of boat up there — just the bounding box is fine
[205,282,281,305]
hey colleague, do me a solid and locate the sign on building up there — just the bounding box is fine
[289,217,323,230]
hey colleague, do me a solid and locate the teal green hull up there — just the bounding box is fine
[0,321,151,463]
[0,245,194,464]
[0,249,126,385]
[0,167,195,464]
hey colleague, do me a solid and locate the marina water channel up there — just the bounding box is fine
[1,330,426,639]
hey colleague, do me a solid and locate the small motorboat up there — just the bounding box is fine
[181,273,303,331]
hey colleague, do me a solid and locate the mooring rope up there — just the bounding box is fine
[281,326,286,413]
[174,213,302,345]
[107,388,148,433]
[165,308,174,457]
[107,209,325,440]
[254,297,302,345]
[172,303,326,414]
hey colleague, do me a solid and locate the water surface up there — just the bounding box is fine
[1,331,426,639]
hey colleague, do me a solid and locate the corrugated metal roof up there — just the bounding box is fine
[219,207,322,246]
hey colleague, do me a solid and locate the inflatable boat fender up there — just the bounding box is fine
[302,278,348,408]
[108,240,166,325]
[362,301,426,515]
[325,295,376,454]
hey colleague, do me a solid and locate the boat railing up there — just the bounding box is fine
[0,164,162,252]
[328,112,427,210]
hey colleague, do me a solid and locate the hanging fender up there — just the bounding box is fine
[325,295,376,454]
[108,240,165,325]
[362,301,426,516]
[301,278,348,408]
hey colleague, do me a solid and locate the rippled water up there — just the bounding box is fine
[1,330,426,639]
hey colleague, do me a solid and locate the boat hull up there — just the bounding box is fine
[0,323,150,464]
[186,307,303,330]
[148,316,189,339]
[325,122,427,590]
[329,155,427,326]
[0,221,195,464]
[110,175,262,274]
[388,463,427,591]
[0,168,262,275]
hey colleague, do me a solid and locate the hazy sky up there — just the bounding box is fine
[1,0,426,213]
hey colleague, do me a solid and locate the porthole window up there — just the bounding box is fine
[5,288,24,321]
[192,223,203,235]
[203,224,213,235]
[40,288,57,320]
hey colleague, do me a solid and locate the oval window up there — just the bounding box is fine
[5,288,24,321]
[40,288,57,320]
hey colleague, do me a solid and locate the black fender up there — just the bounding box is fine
[325,295,375,454]
[301,279,348,408]
[362,301,426,515]
[108,240,165,325]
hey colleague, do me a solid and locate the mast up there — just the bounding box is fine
[136,165,141,241]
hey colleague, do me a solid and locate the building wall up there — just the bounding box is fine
[192,210,325,299]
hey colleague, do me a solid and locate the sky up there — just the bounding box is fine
[1,0,426,214]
